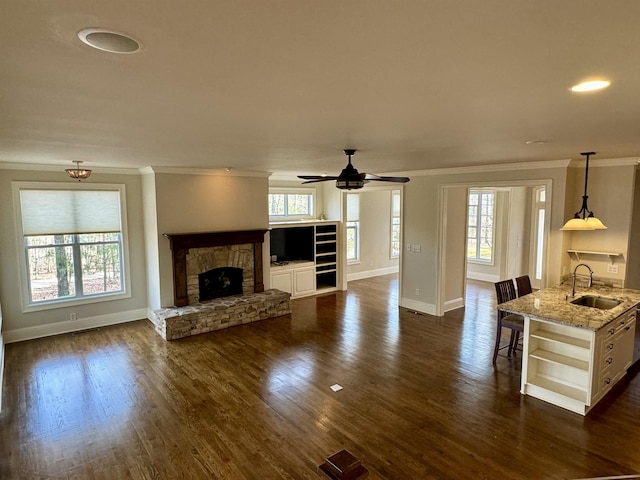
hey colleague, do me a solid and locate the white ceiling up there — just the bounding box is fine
[1,1,640,177]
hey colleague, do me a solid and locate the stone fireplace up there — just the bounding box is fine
[149,229,291,340]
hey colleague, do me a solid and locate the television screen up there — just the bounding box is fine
[270,226,314,262]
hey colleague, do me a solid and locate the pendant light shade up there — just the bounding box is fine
[560,152,607,231]
[65,160,92,181]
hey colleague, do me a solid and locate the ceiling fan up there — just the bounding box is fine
[298,149,410,190]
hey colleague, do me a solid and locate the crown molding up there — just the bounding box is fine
[0,162,138,175]
[142,165,271,177]
[395,158,573,177]
[568,157,640,168]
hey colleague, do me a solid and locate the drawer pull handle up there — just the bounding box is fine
[626,326,631,331]
[604,377,611,385]
[608,328,615,335]
[606,357,613,365]
[607,343,614,350]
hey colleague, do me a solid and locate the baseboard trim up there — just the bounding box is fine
[3,308,148,343]
[444,297,465,312]
[347,266,399,282]
[400,297,436,316]
[466,272,500,283]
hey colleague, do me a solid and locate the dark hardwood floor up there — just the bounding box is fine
[1,276,640,479]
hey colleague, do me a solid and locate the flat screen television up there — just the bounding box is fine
[270,226,314,262]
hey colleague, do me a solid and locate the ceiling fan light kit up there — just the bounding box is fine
[560,152,607,231]
[298,149,410,190]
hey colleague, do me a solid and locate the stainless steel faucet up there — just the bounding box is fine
[571,263,593,297]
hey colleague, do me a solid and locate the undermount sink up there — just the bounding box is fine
[570,295,621,310]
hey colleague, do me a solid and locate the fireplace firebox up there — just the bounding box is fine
[199,267,243,301]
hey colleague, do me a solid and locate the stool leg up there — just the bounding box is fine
[492,318,502,364]
[507,330,516,357]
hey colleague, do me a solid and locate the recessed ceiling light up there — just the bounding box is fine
[570,80,611,93]
[525,140,550,145]
[78,28,140,54]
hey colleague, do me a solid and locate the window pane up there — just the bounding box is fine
[80,243,122,294]
[77,232,120,243]
[346,221,358,260]
[268,194,285,215]
[467,190,494,262]
[467,238,477,258]
[27,245,76,302]
[287,194,312,215]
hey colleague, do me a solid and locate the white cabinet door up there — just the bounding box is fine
[271,270,293,294]
[293,267,316,297]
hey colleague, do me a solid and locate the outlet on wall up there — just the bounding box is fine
[415,288,420,296]
[69,313,77,321]
[607,263,619,274]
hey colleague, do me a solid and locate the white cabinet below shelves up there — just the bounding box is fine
[270,262,316,298]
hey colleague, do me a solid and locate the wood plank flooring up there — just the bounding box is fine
[1,276,640,479]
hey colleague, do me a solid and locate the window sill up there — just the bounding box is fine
[22,290,131,313]
[467,259,495,267]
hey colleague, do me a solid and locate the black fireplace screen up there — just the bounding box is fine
[199,267,243,301]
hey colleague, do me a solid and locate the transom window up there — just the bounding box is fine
[268,188,315,219]
[467,190,495,263]
[14,183,128,309]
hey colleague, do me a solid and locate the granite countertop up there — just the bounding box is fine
[498,284,640,330]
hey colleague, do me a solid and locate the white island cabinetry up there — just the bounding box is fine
[523,308,635,415]
[499,284,640,415]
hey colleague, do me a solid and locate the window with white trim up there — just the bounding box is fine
[268,188,315,220]
[390,190,401,258]
[467,189,495,263]
[346,193,360,262]
[14,183,128,308]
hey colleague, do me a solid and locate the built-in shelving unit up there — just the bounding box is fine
[522,308,636,415]
[315,224,338,292]
[269,221,341,298]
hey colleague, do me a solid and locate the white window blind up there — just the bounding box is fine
[20,189,121,235]
[392,191,400,216]
[346,193,359,221]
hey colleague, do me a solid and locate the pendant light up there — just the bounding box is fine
[65,160,92,181]
[560,152,607,230]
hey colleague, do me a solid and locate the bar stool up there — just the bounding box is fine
[493,279,524,363]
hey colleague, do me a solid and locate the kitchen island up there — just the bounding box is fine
[499,284,640,415]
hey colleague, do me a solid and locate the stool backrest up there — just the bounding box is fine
[495,279,518,321]
[495,279,517,305]
[515,275,533,297]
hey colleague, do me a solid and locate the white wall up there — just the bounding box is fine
[346,189,400,280]
[148,170,270,307]
[563,162,636,285]
[442,187,467,311]
[401,161,570,315]
[0,168,148,341]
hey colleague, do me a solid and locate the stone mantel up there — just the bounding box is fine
[164,229,268,307]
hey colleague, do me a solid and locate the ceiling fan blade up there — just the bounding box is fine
[364,173,410,183]
[299,176,339,184]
